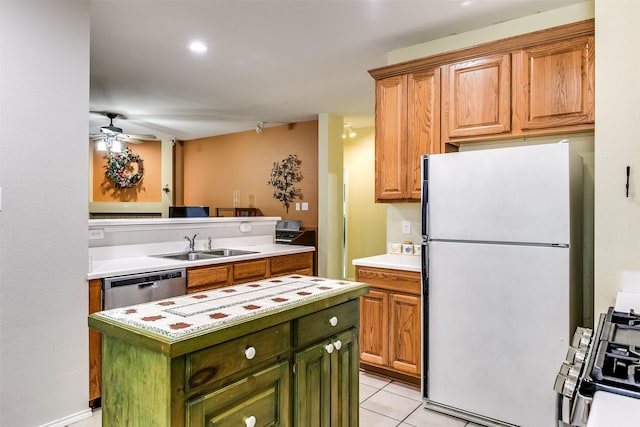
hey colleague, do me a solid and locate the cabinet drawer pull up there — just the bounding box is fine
[328,316,338,327]
[333,340,342,351]
[325,343,334,354]
[245,415,256,427]
[244,346,256,360]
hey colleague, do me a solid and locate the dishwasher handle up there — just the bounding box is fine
[138,282,160,289]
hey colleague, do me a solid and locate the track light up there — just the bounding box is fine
[256,121,264,134]
[342,123,356,139]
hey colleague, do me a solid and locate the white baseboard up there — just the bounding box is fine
[37,408,92,427]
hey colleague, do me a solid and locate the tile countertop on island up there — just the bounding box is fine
[352,253,421,273]
[88,243,314,280]
[89,274,369,356]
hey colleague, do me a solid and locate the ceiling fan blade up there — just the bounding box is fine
[125,133,157,141]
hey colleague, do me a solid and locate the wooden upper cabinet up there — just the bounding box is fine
[442,53,511,142]
[375,70,440,202]
[375,75,407,201]
[408,70,441,200]
[512,35,595,132]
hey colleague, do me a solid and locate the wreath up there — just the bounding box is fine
[105,148,144,188]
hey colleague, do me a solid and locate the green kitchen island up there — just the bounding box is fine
[88,274,369,427]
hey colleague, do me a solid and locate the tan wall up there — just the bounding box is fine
[183,120,319,228]
[91,140,162,202]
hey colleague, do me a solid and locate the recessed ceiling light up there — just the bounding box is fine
[461,1,472,6]
[189,41,208,53]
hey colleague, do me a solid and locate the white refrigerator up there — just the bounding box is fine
[421,142,583,427]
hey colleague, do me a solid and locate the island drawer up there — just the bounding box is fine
[185,361,289,427]
[294,299,358,347]
[185,322,290,391]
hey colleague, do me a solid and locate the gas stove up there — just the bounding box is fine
[555,307,640,426]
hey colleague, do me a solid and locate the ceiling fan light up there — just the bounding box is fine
[111,139,122,153]
[95,139,107,152]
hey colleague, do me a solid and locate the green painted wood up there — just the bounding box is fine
[102,335,172,426]
[331,328,359,427]
[94,283,368,426]
[185,361,290,427]
[294,341,331,427]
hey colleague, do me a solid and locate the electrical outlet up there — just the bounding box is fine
[295,202,300,211]
[89,229,105,240]
[302,202,309,211]
[402,220,411,234]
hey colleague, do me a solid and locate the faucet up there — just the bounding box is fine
[184,233,198,252]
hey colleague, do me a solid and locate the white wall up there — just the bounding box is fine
[593,0,640,315]
[0,2,90,426]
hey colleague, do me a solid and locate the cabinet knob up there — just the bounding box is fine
[244,346,256,360]
[333,340,342,351]
[245,415,256,427]
[325,343,334,354]
[328,316,338,327]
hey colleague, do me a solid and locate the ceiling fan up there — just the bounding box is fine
[90,111,156,152]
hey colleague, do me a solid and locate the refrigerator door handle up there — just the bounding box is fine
[421,155,429,237]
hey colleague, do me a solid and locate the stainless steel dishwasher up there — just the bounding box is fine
[102,268,186,310]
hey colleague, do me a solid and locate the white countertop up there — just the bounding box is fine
[352,253,421,273]
[88,244,314,280]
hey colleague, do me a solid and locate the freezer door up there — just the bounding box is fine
[428,143,572,244]
[426,241,572,427]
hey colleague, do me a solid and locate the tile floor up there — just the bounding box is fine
[69,370,480,427]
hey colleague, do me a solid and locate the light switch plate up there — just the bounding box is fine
[402,220,411,234]
[301,202,309,211]
[295,202,300,211]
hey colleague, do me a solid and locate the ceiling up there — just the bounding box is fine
[89,0,586,141]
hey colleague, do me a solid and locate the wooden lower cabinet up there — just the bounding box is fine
[356,266,421,384]
[269,252,313,277]
[186,252,314,293]
[88,279,102,406]
[293,328,358,427]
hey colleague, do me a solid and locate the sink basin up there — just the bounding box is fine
[150,248,258,261]
[151,252,221,261]
[199,248,258,257]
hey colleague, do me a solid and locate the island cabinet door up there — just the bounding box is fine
[185,361,290,427]
[293,328,359,427]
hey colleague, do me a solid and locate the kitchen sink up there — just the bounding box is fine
[150,248,258,261]
[198,248,258,257]
[151,252,221,261]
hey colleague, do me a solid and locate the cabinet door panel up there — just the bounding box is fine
[330,329,359,427]
[408,70,441,200]
[187,264,231,293]
[233,259,268,284]
[389,293,421,375]
[294,342,331,427]
[359,290,389,366]
[269,252,313,277]
[443,53,511,139]
[514,35,594,130]
[375,75,407,201]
